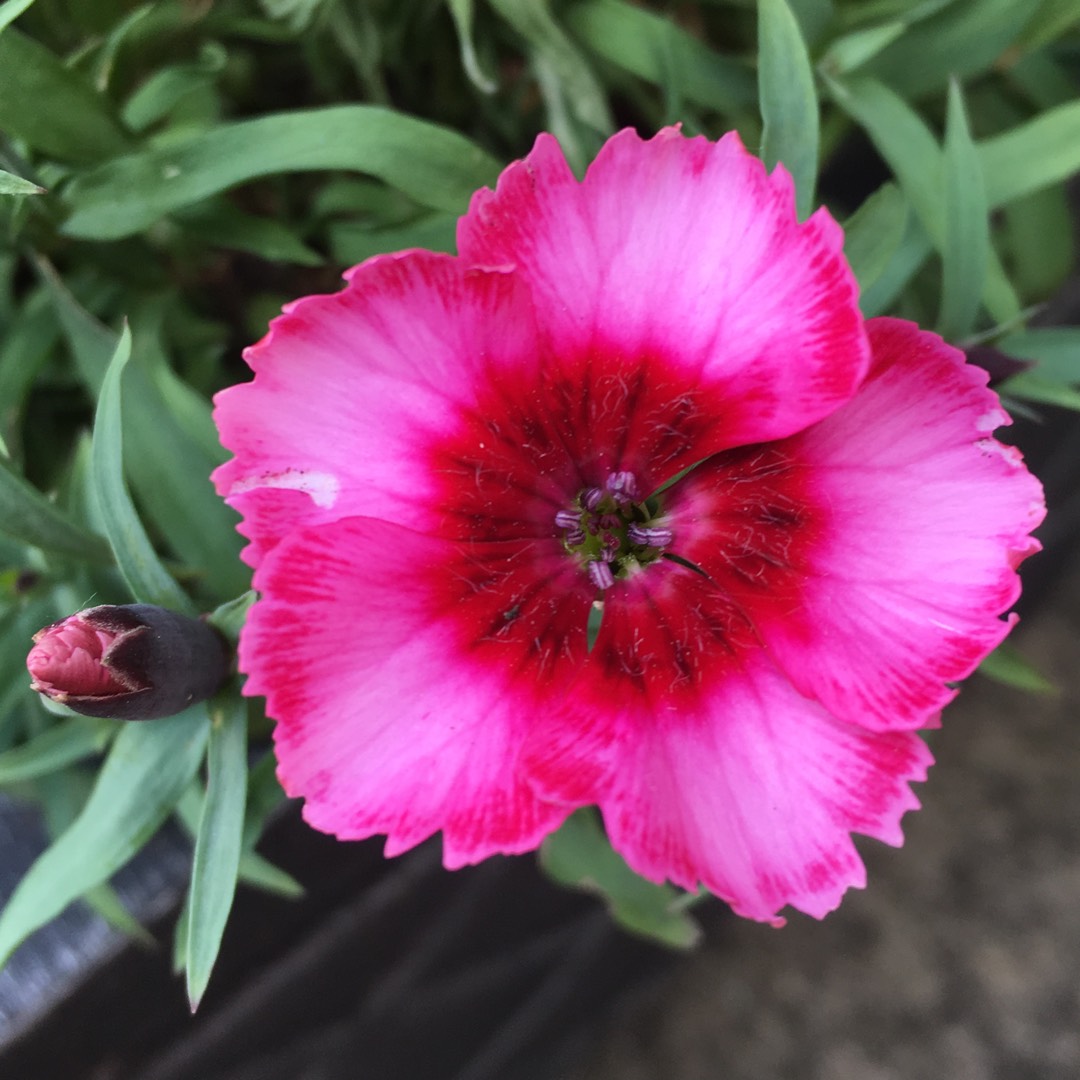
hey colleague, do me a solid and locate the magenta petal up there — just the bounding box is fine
[669,318,1045,731]
[213,251,544,566]
[595,653,933,924]
[241,516,584,866]
[459,127,870,452]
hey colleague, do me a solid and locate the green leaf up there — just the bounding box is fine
[206,591,257,645]
[175,202,324,266]
[758,0,819,219]
[63,106,501,240]
[938,79,988,341]
[90,323,193,613]
[0,705,210,966]
[0,716,115,784]
[979,642,1056,695]
[842,182,909,294]
[997,328,1080,384]
[860,0,1033,98]
[328,212,458,266]
[0,458,112,562]
[186,696,247,1010]
[0,28,129,163]
[0,169,43,196]
[858,213,933,317]
[1000,371,1080,412]
[489,0,613,137]
[236,851,304,898]
[121,47,227,133]
[565,0,757,115]
[1016,0,1080,52]
[820,21,906,75]
[980,100,1080,209]
[447,0,497,93]
[540,809,701,949]
[1001,186,1074,301]
[0,0,37,33]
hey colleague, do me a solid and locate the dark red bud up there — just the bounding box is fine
[27,604,230,720]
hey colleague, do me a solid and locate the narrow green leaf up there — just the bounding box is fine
[1016,0,1080,52]
[175,202,324,266]
[938,79,988,341]
[0,28,129,163]
[329,212,458,266]
[0,0,37,33]
[82,883,154,945]
[980,100,1080,209]
[0,705,210,967]
[0,459,112,561]
[842,182,909,294]
[860,0,1032,98]
[1001,187,1074,301]
[447,0,497,93]
[979,642,1057,695]
[1000,371,1080,412]
[820,21,905,75]
[90,323,193,613]
[63,106,500,240]
[758,0,819,219]
[121,48,227,133]
[0,717,114,784]
[186,697,247,1010]
[997,328,1080,384]
[236,852,303,898]
[858,214,933,317]
[0,169,43,196]
[541,809,701,949]
[489,0,613,136]
[566,0,757,115]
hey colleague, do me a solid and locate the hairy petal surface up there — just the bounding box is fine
[668,318,1045,731]
[243,517,588,865]
[212,252,543,566]
[458,127,870,453]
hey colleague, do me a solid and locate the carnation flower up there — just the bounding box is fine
[213,128,1044,923]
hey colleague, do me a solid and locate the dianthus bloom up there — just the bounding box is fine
[213,128,1044,923]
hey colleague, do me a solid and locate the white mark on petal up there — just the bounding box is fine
[230,469,340,508]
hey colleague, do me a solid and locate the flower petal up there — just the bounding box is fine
[458,127,870,452]
[597,653,933,924]
[212,251,544,565]
[668,318,1045,731]
[241,516,591,865]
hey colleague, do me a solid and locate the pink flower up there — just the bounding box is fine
[213,128,1044,923]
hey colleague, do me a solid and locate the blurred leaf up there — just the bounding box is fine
[860,0,1033,98]
[206,591,256,644]
[258,0,326,31]
[0,28,129,163]
[1001,187,1074,300]
[980,100,1080,208]
[0,0,36,33]
[36,260,247,600]
[820,21,905,75]
[1000,371,1080,412]
[541,809,701,949]
[1016,0,1080,51]
[830,76,1019,324]
[566,0,757,115]
[938,80,988,341]
[174,202,324,266]
[0,704,210,967]
[329,211,458,265]
[979,642,1057,695]
[186,696,247,1010]
[236,851,303,898]
[0,169,43,196]
[90,323,194,613]
[121,45,228,133]
[858,213,933,317]
[0,458,112,562]
[0,716,114,784]
[447,0,497,93]
[758,0,819,219]
[63,106,501,240]
[843,183,909,295]
[490,0,613,135]
[997,328,1080,383]
[786,0,834,45]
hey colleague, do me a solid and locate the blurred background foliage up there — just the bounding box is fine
[0,0,1078,1005]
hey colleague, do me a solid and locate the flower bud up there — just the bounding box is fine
[27,604,230,720]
